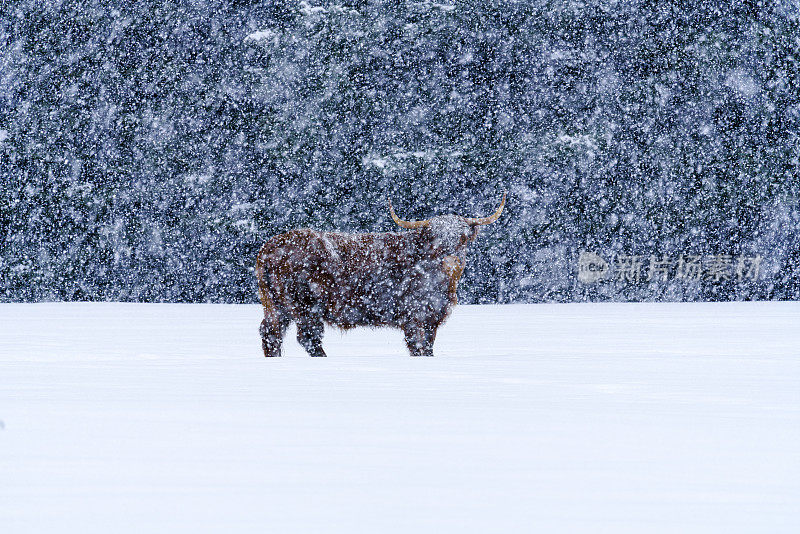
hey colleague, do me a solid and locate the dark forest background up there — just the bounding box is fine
[1,0,799,303]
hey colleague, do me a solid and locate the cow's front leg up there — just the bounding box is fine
[403,322,437,357]
[441,255,464,305]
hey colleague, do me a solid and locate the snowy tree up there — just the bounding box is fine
[1,0,798,302]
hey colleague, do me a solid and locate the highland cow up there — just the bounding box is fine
[255,194,505,357]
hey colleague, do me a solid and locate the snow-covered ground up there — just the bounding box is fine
[1,302,798,533]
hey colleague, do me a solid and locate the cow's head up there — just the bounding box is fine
[388,193,506,257]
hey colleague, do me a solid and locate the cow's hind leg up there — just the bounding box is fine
[296,313,327,357]
[260,313,289,357]
[257,261,288,357]
[259,293,289,358]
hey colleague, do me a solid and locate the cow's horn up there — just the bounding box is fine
[465,193,506,225]
[388,199,430,229]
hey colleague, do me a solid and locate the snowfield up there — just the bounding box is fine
[1,302,799,533]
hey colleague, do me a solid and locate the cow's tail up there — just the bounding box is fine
[256,246,279,326]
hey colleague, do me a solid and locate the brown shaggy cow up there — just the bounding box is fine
[255,194,505,357]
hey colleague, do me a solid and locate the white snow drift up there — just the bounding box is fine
[1,302,798,533]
